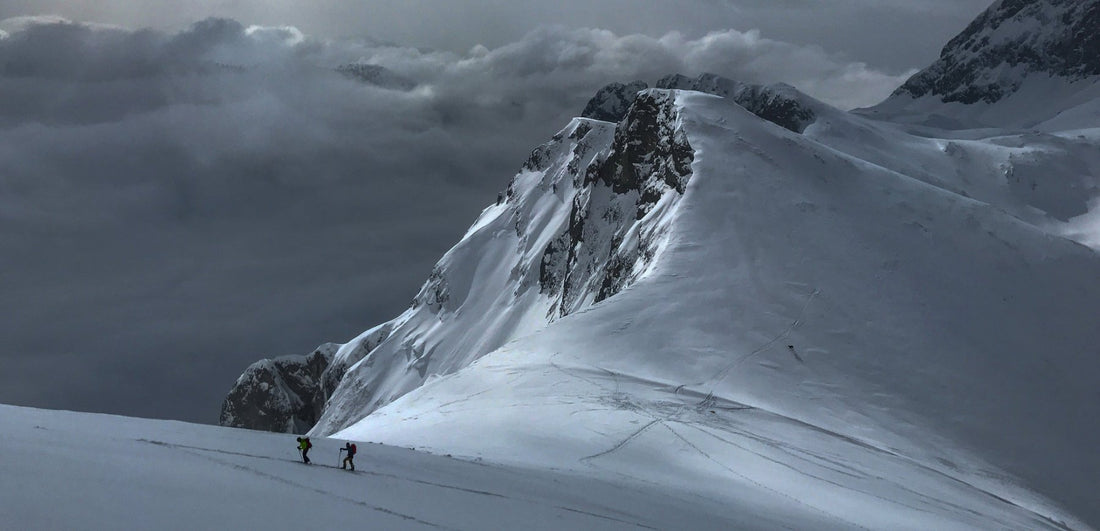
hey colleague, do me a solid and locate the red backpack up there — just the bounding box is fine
[349,443,357,455]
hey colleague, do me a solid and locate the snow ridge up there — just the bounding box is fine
[656,73,819,133]
[580,73,820,133]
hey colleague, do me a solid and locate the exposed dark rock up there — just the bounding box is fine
[892,0,1100,104]
[590,90,695,197]
[412,265,450,313]
[580,81,649,122]
[540,90,695,315]
[219,343,339,433]
[656,73,817,133]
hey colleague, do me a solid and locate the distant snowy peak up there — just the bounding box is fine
[582,73,819,133]
[894,0,1100,105]
[335,63,416,91]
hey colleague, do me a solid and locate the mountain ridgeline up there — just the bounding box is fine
[222,82,706,433]
[582,73,818,133]
[220,73,829,435]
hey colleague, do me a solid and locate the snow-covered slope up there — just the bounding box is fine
[221,6,1100,521]
[298,90,699,435]
[0,403,750,530]
[861,0,1100,129]
[320,88,1100,529]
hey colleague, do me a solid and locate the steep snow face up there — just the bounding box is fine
[331,90,1100,528]
[308,91,696,434]
[865,0,1100,129]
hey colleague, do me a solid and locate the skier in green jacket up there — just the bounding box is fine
[296,436,312,464]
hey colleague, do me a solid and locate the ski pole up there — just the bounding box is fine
[339,448,345,468]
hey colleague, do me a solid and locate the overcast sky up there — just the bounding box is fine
[0,1,993,424]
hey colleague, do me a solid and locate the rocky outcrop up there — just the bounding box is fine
[893,0,1100,104]
[581,81,649,122]
[541,90,694,316]
[219,343,338,433]
[656,73,817,133]
[583,74,818,134]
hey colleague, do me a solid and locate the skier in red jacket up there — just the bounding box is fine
[340,441,357,471]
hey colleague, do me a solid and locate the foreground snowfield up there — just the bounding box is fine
[1,403,772,530]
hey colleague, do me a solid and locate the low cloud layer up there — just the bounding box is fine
[0,17,914,422]
[0,1,994,71]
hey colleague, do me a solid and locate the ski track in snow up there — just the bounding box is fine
[137,437,657,530]
[661,422,873,531]
[714,287,821,382]
[138,439,454,530]
[532,352,1073,530]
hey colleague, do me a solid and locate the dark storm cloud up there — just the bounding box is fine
[0,16,915,423]
[0,1,994,71]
